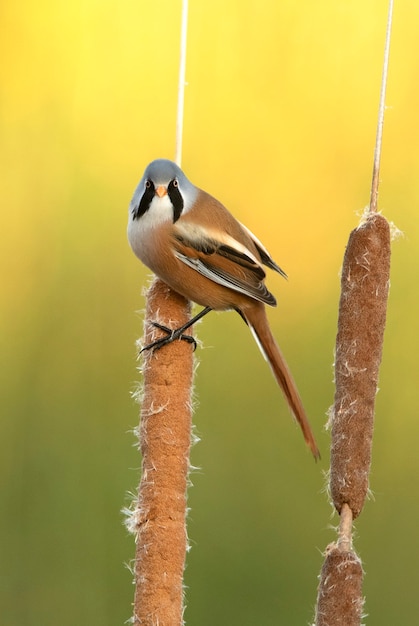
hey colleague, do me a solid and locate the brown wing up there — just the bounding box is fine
[172,221,277,306]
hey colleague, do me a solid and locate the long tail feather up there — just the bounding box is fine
[244,306,320,460]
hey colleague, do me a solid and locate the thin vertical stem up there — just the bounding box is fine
[369,0,394,212]
[175,0,189,167]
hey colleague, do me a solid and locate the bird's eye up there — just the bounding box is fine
[172,179,178,188]
[145,180,152,189]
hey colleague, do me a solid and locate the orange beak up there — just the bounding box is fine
[155,185,168,198]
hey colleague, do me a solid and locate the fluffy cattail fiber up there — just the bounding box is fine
[131,278,194,626]
[330,212,390,518]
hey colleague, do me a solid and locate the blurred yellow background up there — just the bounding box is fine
[1,1,418,624]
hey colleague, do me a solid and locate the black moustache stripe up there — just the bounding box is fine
[168,180,184,223]
[133,181,155,220]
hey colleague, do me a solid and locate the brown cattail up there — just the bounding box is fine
[316,6,394,622]
[316,549,364,626]
[315,213,391,626]
[127,278,194,626]
[330,212,390,518]
[315,505,364,626]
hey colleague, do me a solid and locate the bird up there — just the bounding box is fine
[127,158,320,459]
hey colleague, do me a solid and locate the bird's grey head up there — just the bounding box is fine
[129,159,198,223]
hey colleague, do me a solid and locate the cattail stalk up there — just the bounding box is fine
[131,278,193,626]
[330,213,391,517]
[315,2,393,623]
[315,213,391,625]
[128,3,191,624]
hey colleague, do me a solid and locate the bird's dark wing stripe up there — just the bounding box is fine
[174,230,266,280]
[174,233,217,255]
[238,221,287,278]
[175,252,277,306]
[253,243,288,278]
[217,245,266,279]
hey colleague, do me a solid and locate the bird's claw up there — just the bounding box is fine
[140,321,197,353]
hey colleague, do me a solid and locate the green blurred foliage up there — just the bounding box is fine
[1,1,418,624]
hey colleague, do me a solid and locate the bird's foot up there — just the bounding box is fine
[140,321,197,353]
